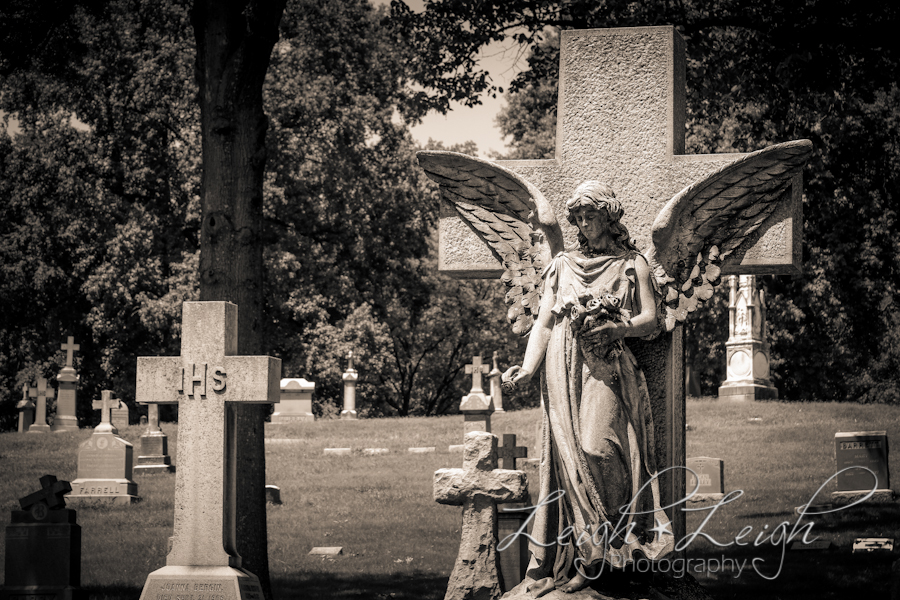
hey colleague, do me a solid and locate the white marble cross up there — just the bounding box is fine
[465,355,490,394]
[91,390,117,434]
[135,302,281,569]
[61,336,80,369]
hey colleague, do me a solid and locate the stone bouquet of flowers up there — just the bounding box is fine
[570,292,631,361]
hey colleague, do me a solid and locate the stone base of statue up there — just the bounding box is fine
[501,570,715,600]
[139,565,264,600]
[340,409,357,420]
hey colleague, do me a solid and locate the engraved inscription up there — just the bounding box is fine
[6,526,29,539]
[212,366,227,392]
[176,363,230,397]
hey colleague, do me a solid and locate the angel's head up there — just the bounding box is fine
[565,181,637,252]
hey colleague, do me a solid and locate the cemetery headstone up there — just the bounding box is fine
[111,399,131,427]
[435,431,528,600]
[17,383,34,434]
[718,276,779,401]
[489,351,504,413]
[67,391,140,504]
[134,403,175,475]
[833,431,893,504]
[431,26,806,544]
[271,377,315,423]
[0,475,83,600]
[495,434,530,592]
[52,336,81,432]
[91,390,120,435]
[265,485,282,506]
[27,377,54,434]
[135,301,280,600]
[460,355,493,434]
[685,457,725,503]
[341,351,358,420]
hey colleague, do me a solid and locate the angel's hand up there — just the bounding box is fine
[581,321,624,346]
[502,365,533,391]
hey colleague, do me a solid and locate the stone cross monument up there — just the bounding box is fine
[27,377,54,434]
[341,350,358,420]
[460,355,493,434]
[135,302,280,600]
[52,336,81,432]
[718,275,779,401]
[434,431,528,600]
[17,384,34,434]
[436,26,803,542]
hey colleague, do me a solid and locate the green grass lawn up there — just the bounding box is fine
[1,400,899,599]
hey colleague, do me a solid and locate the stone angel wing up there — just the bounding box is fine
[646,139,813,331]
[417,151,565,336]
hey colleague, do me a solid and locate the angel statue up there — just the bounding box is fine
[418,139,811,597]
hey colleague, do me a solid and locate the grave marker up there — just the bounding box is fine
[833,431,893,504]
[17,383,34,434]
[135,302,280,600]
[460,355,493,434]
[434,431,528,600]
[27,377,54,434]
[110,399,131,427]
[489,351,504,412]
[495,434,530,592]
[68,391,139,504]
[341,351,358,420]
[435,26,805,541]
[686,457,725,503]
[134,402,175,474]
[1,475,83,600]
[272,377,315,422]
[52,335,81,432]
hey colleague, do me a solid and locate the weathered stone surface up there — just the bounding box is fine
[324,448,351,456]
[436,431,528,600]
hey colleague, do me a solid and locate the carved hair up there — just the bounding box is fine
[565,180,638,252]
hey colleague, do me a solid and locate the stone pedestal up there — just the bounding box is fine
[718,275,779,401]
[67,432,140,505]
[341,369,358,420]
[1,509,83,600]
[272,378,315,423]
[489,351,504,412]
[52,367,80,433]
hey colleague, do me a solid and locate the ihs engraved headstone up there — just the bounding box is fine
[67,391,140,505]
[686,457,725,503]
[271,377,315,423]
[833,431,893,504]
[0,475,84,600]
[135,302,280,600]
[52,336,81,432]
[27,377,54,434]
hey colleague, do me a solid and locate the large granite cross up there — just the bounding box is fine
[434,431,528,600]
[437,27,803,543]
[135,302,280,583]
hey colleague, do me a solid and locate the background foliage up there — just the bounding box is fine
[1,0,898,432]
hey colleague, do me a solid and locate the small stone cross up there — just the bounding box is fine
[434,431,528,600]
[19,475,72,512]
[135,301,281,568]
[61,336,80,369]
[465,356,490,394]
[27,377,54,432]
[92,390,118,434]
[497,434,528,470]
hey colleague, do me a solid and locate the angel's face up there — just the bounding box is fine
[570,205,610,245]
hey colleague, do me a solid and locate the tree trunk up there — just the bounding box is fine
[191,2,286,599]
